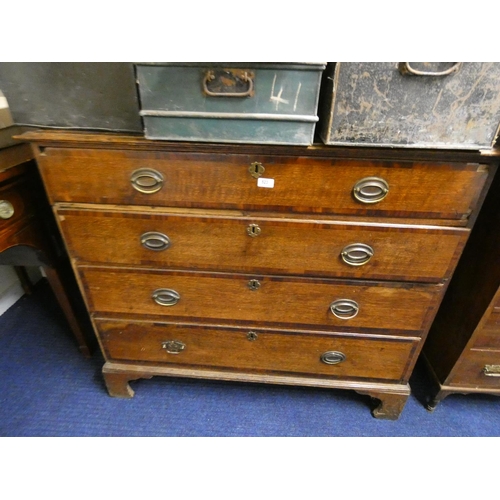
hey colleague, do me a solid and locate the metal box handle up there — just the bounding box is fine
[398,62,462,76]
[202,69,254,97]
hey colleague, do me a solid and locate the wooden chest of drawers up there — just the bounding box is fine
[423,165,500,408]
[21,130,498,419]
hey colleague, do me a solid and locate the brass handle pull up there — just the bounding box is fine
[152,288,180,307]
[483,365,500,377]
[353,177,389,204]
[141,232,171,251]
[320,351,346,365]
[330,299,359,319]
[162,340,186,354]
[341,243,374,266]
[0,200,14,219]
[130,168,164,194]
[398,62,462,77]
[202,69,255,98]
[247,224,261,237]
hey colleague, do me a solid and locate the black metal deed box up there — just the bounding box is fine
[319,62,500,149]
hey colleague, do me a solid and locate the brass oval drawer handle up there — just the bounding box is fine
[320,351,346,365]
[152,288,180,306]
[0,200,14,219]
[341,243,374,266]
[353,177,389,204]
[130,168,164,194]
[330,299,359,319]
[162,340,186,354]
[141,232,171,251]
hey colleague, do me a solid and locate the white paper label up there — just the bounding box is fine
[257,178,275,188]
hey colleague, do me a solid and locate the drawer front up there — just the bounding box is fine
[81,267,441,334]
[471,311,500,350]
[0,179,34,232]
[39,148,488,220]
[96,319,418,382]
[485,309,500,330]
[450,349,500,388]
[58,208,468,282]
[492,290,500,309]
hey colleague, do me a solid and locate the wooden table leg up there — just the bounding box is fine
[14,266,33,295]
[43,266,92,358]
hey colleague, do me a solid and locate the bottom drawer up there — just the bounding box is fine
[96,319,419,382]
[470,314,500,350]
[450,349,500,388]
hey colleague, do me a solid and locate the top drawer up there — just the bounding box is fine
[38,148,488,220]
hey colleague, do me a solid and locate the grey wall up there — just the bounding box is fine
[0,63,142,132]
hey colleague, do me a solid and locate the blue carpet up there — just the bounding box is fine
[1,280,499,437]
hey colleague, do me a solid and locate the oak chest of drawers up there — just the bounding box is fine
[22,130,498,419]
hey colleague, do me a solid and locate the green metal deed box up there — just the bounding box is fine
[135,63,326,145]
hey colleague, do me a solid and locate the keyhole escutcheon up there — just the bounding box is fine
[247,224,262,237]
[249,161,265,179]
[248,279,261,291]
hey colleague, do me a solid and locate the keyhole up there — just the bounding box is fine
[249,162,265,179]
[247,224,261,237]
[248,279,261,290]
[247,332,258,341]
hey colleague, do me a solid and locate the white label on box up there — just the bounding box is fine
[257,178,275,188]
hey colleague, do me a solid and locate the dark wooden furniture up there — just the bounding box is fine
[20,129,499,419]
[0,138,93,356]
[423,164,500,409]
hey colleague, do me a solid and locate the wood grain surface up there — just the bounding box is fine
[79,266,442,334]
[36,147,489,220]
[96,318,418,381]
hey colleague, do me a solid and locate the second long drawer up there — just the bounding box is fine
[80,266,442,334]
[57,207,468,283]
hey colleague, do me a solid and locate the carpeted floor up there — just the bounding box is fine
[1,279,499,437]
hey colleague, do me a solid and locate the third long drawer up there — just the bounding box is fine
[79,266,443,335]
